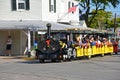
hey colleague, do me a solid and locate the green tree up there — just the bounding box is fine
[89,10,112,29]
[116,18,120,27]
[110,17,120,30]
[75,0,120,27]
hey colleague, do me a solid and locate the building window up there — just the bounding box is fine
[18,0,26,9]
[11,0,30,11]
[49,0,56,13]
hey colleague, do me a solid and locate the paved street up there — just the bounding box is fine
[0,54,120,80]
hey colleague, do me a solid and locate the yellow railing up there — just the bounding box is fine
[75,44,113,58]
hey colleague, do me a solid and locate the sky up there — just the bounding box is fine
[106,4,120,17]
[89,3,120,17]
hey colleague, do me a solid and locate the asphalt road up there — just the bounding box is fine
[0,54,120,80]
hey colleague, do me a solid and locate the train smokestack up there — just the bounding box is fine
[46,23,51,39]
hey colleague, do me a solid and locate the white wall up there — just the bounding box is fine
[42,0,79,23]
[0,0,42,20]
[41,0,57,22]
[0,0,79,23]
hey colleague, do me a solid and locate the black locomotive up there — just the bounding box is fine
[36,23,73,63]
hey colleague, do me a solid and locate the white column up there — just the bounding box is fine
[28,29,31,57]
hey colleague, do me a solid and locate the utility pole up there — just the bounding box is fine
[114,13,116,32]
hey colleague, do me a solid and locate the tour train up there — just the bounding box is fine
[35,25,115,63]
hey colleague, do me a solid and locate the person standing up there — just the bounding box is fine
[5,36,12,56]
[111,38,118,54]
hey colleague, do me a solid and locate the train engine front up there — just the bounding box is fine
[36,23,62,63]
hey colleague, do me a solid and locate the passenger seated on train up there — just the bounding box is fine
[96,38,101,47]
[84,39,90,48]
[103,38,107,44]
[81,38,86,48]
[100,38,104,47]
[59,40,68,55]
[67,39,74,48]
[103,38,109,45]
[75,36,83,48]
[89,36,96,46]
[103,38,112,47]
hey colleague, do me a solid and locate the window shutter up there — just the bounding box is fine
[72,2,74,7]
[26,0,30,10]
[72,2,74,13]
[54,0,56,13]
[49,0,51,12]
[11,0,16,11]
[68,1,70,9]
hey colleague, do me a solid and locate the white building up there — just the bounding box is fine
[0,0,79,23]
[0,0,86,55]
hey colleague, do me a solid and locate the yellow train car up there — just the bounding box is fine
[75,46,84,57]
[43,28,115,61]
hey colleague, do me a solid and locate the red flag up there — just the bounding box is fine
[68,6,77,13]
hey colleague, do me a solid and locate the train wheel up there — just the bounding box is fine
[68,58,72,61]
[51,59,56,62]
[58,54,63,62]
[110,53,113,55]
[101,53,104,57]
[58,58,63,62]
[87,55,91,59]
[39,59,44,63]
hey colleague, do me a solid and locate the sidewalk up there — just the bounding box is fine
[0,56,36,60]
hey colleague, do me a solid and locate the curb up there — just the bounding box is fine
[0,56,36,60]
[21,57,36,60]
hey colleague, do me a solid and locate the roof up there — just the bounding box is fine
[0,20,114,35]
[0,20,87,30]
